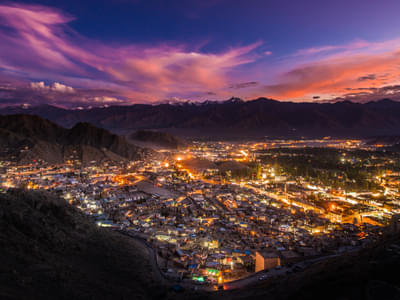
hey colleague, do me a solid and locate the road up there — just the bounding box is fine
[116,229,225,291]
[223,251,350,290]
[116,230,168,285]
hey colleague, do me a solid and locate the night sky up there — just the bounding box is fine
[1,0,400,107]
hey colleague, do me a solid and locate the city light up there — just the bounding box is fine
[1,138,397,288]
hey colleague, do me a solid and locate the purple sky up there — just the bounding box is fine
[1,1,400,107]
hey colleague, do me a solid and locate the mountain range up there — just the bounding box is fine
[1,98,400,138]
[0,114,153,164]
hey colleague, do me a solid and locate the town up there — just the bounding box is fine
[1,138,399,289]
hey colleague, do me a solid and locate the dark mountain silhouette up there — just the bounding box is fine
[1,98,400,138]
[130,130,188,149]
[0,114,153,164]
[0,114,65,142]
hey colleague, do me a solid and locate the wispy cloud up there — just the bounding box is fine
[0,3,259,106]
[259,39,400,101]
[1,2,400,106]
[229,81,259,89]
[291,40,371,57]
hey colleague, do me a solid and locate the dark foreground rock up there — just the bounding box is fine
[0,189,164,300]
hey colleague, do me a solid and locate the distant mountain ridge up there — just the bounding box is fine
[1,98,400,138]
[0,114,153,164]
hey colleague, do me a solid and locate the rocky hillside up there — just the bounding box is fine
[0,189,163,300]
[130,130,188,149]
[0,114,154,164]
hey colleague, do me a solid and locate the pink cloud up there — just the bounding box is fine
[291,40,371,57]
[2,3,400,106]
[0,3,259,104]
[258,39,400,101]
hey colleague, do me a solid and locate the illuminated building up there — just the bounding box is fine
[255,251,280,272]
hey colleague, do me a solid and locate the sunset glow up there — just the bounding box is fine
[1,1,400,107]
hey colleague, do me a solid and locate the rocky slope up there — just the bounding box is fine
[0,189,163,300]
[0,114,154,164]
[130,130,188,149]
